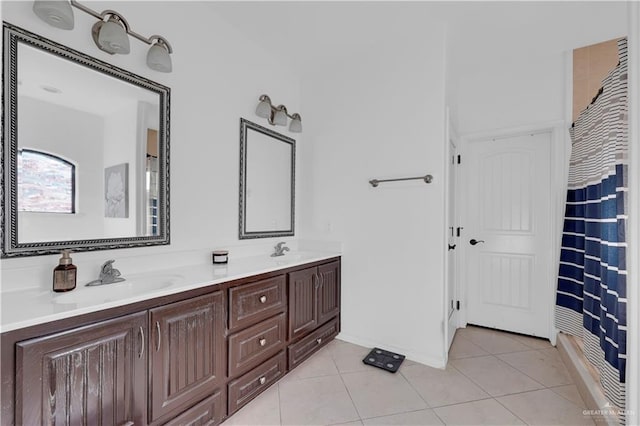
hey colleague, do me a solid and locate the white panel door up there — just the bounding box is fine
[466,132,552,338]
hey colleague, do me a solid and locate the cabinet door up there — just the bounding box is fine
[149,291,225,422]
[317,261,341,325]
[288,267,318,340]
[16,312,147,426]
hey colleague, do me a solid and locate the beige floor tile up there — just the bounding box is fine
[497,388,595,425]
[401,363,489,407]
[550,384,588,409]
[449,336,490,359]
[341,369,427,419]
[221,385,281,426]
[498,348,572,387]
[280,349,339,383]
[327,340,372,374]
[510,333,553,349]
[362,409,443,425]
[459,327,532,354]
[451,355,544,396]
[433,398,525,425]
[279,375,359,426]
[332,421,364,426]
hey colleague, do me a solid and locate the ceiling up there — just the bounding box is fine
[211,1,628,73]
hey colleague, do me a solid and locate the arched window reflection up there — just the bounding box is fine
[18,149,76,213]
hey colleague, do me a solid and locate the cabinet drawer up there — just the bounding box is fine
[288,317,339,370]
[228,351,286,414]
[229,276,286,331]
[163,388,226,426]
[229,313,286,378]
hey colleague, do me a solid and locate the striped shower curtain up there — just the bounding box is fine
[555,38,628,423]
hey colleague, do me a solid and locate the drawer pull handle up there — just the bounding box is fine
[259,376,266,385]
[259,338,267,347]
[259,295,267,304]
[317,338,322,345]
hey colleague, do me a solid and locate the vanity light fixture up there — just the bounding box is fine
[255,95,302,133]
[32,0,173,73]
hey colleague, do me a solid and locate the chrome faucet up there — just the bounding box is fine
[271,242,290,257]
[86,260,125,286]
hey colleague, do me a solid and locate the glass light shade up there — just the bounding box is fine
[33,1,74,30]
[255,100,272,118]
[98,17,130,54]
[289,114,302,133]
[147,43,172,73]
[273,109,288,126]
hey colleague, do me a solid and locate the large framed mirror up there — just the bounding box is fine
[2,23,170,257]
[239,118,295,239]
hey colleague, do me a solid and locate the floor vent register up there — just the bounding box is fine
[362,347,405,373]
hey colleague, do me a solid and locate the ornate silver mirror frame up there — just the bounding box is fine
[2,22,170,257]
[239,118,295,239]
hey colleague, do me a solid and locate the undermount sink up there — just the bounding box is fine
[53,274,184,305]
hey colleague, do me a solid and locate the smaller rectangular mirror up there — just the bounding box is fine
[239,118,295,239]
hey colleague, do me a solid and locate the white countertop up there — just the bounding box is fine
[0,251,340,334]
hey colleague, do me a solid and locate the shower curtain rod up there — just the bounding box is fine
[368,174,433,187]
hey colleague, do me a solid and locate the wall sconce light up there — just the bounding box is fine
[255,95,302,133]
[32,0,173,73]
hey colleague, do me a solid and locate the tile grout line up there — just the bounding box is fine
[493,350,569,391]
[547,384,588,408]
[276,383,284,426]
[333,351,364,424]
[492,394,531,425]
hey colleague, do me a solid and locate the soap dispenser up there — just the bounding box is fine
[53,250,77,292]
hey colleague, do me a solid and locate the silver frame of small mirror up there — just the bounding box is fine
[239,118,295,239]
[1,22,170,257]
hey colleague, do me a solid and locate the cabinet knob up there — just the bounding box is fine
[316,338,322,345]
[259,295,267,304]
[259,338,267,347]
[259,376,266,385]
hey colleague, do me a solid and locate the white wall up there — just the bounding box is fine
[448,2,628,135]
[103,103,138,237]
[299,24,448,366]
[1,1,302,288]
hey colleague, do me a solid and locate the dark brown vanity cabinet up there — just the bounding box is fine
[226,276,288,415]
[287,261,340,369]
[15,312,147,425]
[288,261,341,341]
[3,257,340,426]
[149,291,226,424]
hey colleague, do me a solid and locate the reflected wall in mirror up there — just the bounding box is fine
[239,118,295,239]
[2,23,170,257]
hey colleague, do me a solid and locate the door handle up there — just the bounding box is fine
[448,244,456,251]
[138,326,144,359]
[155,321,161,352]
[469,239,485,246]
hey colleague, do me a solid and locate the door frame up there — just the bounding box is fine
[443,107,460,361]
[458,121,569,345]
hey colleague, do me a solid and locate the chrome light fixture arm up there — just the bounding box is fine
[70,2,173,51]
[34,0,173,72]
[256,95,303,132]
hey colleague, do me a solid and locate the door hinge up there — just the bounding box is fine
[456,301,461,310]
[457,155,461,164]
